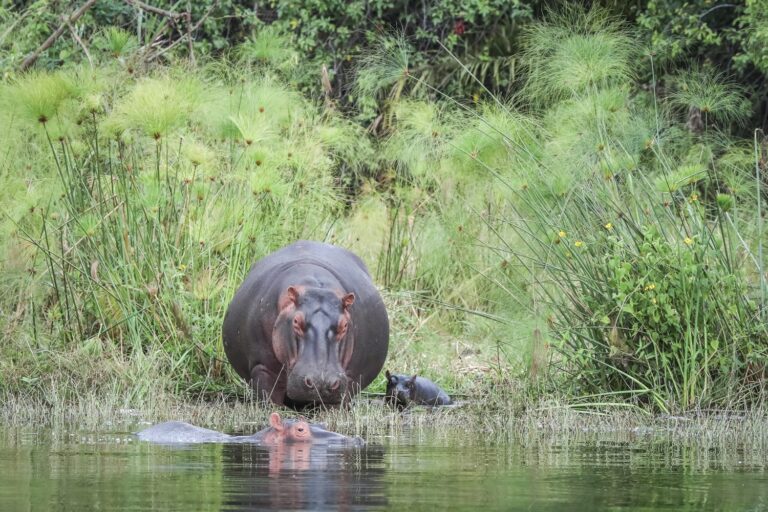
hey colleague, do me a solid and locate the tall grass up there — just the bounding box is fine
[0,61,365,402]
[353,6,768,412]
[468,7,767,411]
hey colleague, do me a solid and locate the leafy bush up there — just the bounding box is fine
[542,186,768,411]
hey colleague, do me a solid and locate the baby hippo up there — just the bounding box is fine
[385,370,452,409]
[257,412,312,444]
[136,412,362,445]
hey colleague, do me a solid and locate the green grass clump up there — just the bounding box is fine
[522,5,636,105]
[524,176,768,411]
[0,61,363,402]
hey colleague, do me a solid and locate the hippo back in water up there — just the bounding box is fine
[136,421,231,444]
[222,241,389,408]
[136,413,363,446]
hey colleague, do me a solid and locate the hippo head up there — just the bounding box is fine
[262,412,313,444]
[385,370,416,408]
[272,285,355,405]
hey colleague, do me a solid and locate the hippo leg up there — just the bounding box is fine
[251,364,286,405]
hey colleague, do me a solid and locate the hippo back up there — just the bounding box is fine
[136,421,232,444]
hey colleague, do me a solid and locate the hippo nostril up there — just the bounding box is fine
[328,378,341,391]
[304,377,314,389]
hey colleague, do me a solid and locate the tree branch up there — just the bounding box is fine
[65,18,93,69]
[20,0,98,71]
[145,1,219,63]
[125,0,182,19]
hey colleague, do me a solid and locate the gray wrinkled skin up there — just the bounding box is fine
[136,420,364,446]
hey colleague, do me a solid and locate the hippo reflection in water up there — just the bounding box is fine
[136,412,364,446]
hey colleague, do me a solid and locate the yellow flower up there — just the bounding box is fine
[289,19,300,29]
[574,240,584,247]
[558,230,567,238]
[684,237,694,246]
[472,93,480,103]
[651,297,657,304]
[690,193,699,202]
[178,263,187,271]
[604,223,613,231]
[644,283,656,291]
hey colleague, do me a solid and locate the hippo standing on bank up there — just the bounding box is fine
[223,241,389,408]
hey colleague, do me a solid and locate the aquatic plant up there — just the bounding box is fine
[669,67,750,130]
[0,61,352,400]
[100,27,138,60]
[521,5,636,105]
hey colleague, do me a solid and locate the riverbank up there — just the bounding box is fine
[3,388,767,453]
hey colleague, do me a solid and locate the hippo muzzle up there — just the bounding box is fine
[285,367,349,404]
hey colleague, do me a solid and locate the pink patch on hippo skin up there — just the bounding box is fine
[338,317,355,368]
[292,312,305,337]
[272,320,296,367]
[335,313,349,341]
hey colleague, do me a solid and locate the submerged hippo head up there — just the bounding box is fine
[261,412,313,444]
[273,285,355,405]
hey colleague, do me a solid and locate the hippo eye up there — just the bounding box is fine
[336,316,348,340]
[292,314,305,336]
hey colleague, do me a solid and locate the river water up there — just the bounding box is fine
[1,423,767,511]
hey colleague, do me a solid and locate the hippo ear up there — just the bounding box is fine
[408,375,417,385]
[269,412,284,431]
[341,292,355,310]
[278,286,300,312]
[385,370,391,380]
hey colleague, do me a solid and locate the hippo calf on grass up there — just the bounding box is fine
[223,241,389,409]
[385,370,453,409]
[136,412,363,446]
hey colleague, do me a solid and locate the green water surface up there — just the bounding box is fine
[0,426,766,511]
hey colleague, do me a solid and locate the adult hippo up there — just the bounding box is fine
[223,241,389,408]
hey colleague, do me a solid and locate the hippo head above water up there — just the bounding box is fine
[261,412,313,444]
[274,286,355,405]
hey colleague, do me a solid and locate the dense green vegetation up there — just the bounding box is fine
[1,3,767,415]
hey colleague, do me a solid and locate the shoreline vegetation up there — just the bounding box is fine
[2,5,768,428]
[3,391,768,456]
